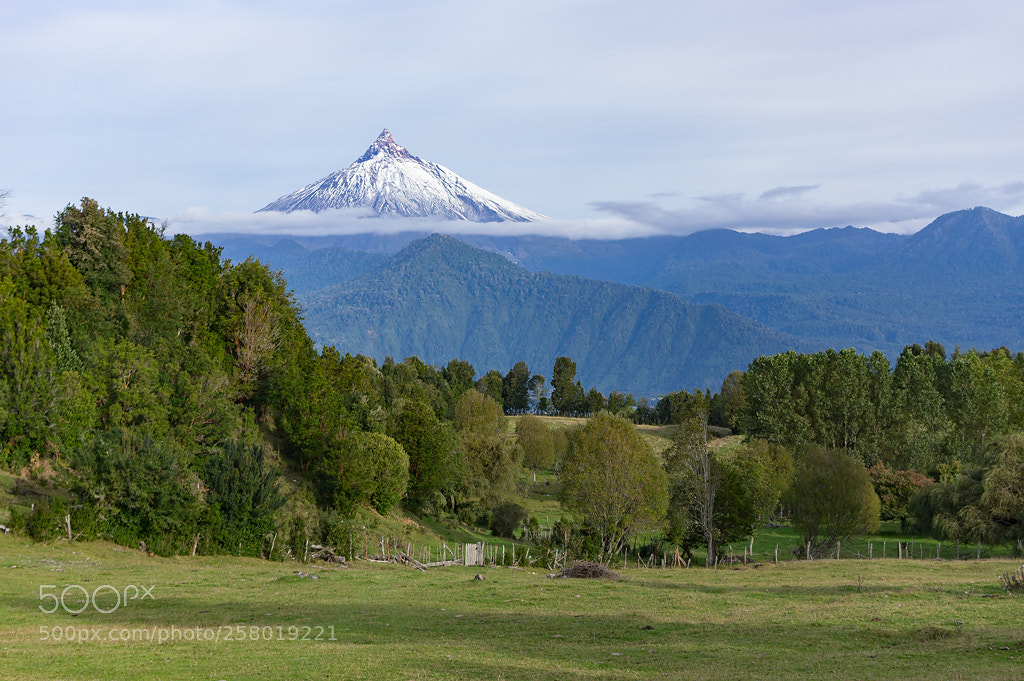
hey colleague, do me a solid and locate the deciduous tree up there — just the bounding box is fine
[515,414,555,472]
[318,431,408,515]
[560,413,668,560]
[788,445,880,558]
[454,390,520,503]
[664,396,756,565]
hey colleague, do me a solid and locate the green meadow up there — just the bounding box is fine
[2,534,1022,681]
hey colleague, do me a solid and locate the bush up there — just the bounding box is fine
[66,429,200,556]
[490,501,528,538]
[868,463,933,524]
[707,425,733,439]
[456,501,490,528]
[317,431,409,515]
[318,509,357,556]
[24,498,66,541]
[546,518,602,562]
[203,441,283,555]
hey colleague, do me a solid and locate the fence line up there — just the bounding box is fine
[289,533,1006,569]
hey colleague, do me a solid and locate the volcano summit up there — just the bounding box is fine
[257,129,547,222]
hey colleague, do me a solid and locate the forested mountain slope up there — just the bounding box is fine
[218,206,1024,361]
[468,208,1024,358]
[300,235,798,394]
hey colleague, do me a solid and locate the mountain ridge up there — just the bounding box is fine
[300,234,799,394]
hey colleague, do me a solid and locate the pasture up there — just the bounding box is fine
[1,534,1022,680]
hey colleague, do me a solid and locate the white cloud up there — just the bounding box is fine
[0,213,53,236]
[590,181,1024,236]
[759,185,820,202]
[167,207,659,240]
[127,178,1024,241]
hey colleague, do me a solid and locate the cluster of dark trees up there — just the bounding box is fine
[0,199,304,554]
[485,355,640,418]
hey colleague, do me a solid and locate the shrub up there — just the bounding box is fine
[66,429,200,555]
[868,463,933,524]
[490,501,528,538]
[203,441,283,555]
[317,431,409,515]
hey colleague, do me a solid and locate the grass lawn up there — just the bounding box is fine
[2,534,1022,680]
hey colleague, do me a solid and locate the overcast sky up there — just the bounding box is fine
[3,1,1024,238]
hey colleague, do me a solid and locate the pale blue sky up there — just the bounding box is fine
[3,0,1024,237]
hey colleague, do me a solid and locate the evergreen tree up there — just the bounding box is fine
[551,356,583,415]
[502,361,531,414]
[203,441,283,555]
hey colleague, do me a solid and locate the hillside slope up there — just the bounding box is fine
[300,235,798,394]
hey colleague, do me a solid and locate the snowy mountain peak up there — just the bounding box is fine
[356,128,413,163]
[257,130,548,222]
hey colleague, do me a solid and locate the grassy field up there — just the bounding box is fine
[2,534,1023,680]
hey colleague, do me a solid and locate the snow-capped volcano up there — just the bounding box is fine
[257,129,547,222]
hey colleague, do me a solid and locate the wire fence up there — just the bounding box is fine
[290,534,1023,570]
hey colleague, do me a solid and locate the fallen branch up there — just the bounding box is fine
[365,551,428,570]
[309,544,347,565]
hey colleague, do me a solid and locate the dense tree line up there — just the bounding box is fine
[738,344,1024,470]
[546,347,1024,564]
[736,344,1024,549]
